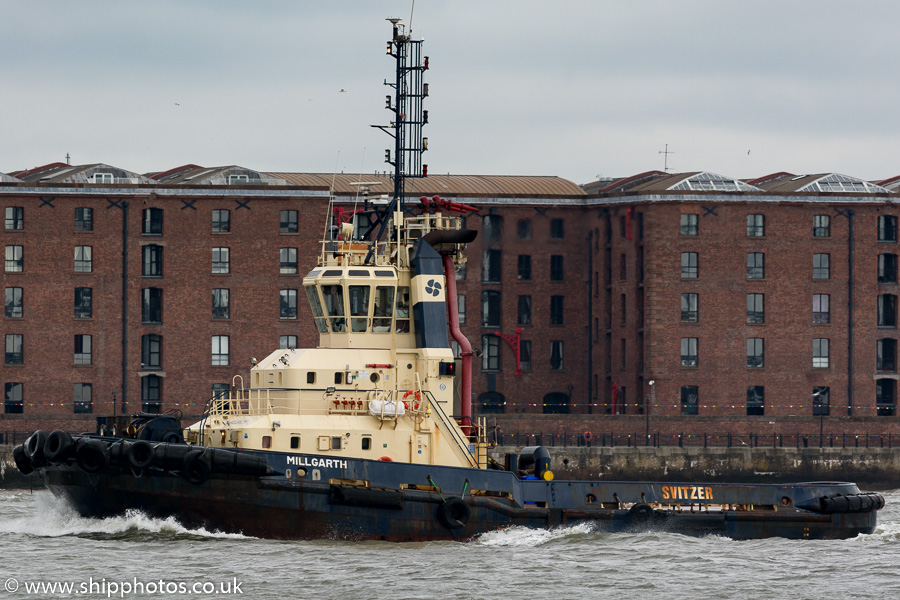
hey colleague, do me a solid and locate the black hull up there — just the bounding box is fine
[27,439,882,542]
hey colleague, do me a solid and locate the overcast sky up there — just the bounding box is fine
[3,1,900,184]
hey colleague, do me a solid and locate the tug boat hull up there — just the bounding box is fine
[35,441,880,541]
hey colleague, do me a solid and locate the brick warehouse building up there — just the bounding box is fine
[3,163,900,444]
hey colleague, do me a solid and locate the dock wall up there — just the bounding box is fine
[492,445,900,488]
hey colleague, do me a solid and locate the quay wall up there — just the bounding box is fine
[491,445,900,488]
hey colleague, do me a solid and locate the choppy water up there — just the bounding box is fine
[2,489,899,599]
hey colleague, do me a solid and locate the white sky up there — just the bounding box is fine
[3,0,900,184]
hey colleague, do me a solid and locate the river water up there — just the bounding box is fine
[2,488,899,599]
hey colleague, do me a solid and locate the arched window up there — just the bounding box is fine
[543,392,570,415]
[477,392,505,414]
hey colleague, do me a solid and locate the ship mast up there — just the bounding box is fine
[367,18,429,263]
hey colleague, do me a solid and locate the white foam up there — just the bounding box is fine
[475,522,596,547]
[0,493,250,539]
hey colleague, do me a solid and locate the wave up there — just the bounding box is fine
[474,522,597,547]
[0,492,251,541]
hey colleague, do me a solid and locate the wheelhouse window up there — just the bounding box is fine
[373,286,395,332]
[74,334,92,365]
[74,383,92,414]
[280,210,298,233]
[322,284,347,332]
[212,288,230,319]
[680,214,698,236]
[5,207,23,230]
[348,285,369,331]
[5,287,22,318]
[681,293,698,322]
[142,208,163,235]
[212,335,229,366]
[75,207,93,231]
[212,209,230,233]
[680,337,698,367]
[212,247,230,274]
[681,252,698,278]
[75,288,92,319]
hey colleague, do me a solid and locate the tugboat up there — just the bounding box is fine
[13,19,884,541]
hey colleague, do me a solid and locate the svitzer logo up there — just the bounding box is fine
[425,279,442,297]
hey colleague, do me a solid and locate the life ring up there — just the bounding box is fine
[584,431,593,443]
[181,449,211,485]
[379,456,393,462]
[126,440,155,470]
[44,430,74,464]
[403,390,422,410]
[75,439,109,474]
[437,497,471,530]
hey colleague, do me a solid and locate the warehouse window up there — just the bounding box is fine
[74,246,93,273]
[74,334,92,365]
[212,335,230,366]
[280,210,298,233]
[517,255,531,280]
[74,383,92,414]
[747,214,765,237]
[550,340,564,371]
[75,288,92,319]
[4,382,23,414]
[877,379,896,416]
[878,339,896,372]
[879,215,898,242]
[747,293,764,324]
[5,207,23,230]
[5,287,22,318]
[212,247,230,274]
[5,245,23,272]
[550,255,564,281]
[879,254,897,283]
[813,253,830,280]
[813,215,830,238]
[141,375,161,413]
[813,294,830,324]
[5,334,23,365]
[212,209,230,233]
[680,214,698,236]
[681,293,698,322]
[550,295,564,325]
[142,208,163,235]
[747,252,764,279]
[681,252,698,278]
[75,207,93,231]
[482,291,501,328]
[878,294,897,327]
[550,218,564,239]
[481,335,500,371]
[747,338,764,368]
[280,248,298,274]
[280,289,298,319]
[212,288,230,319]
[142,287,162,323]
[747,386,765,415]
[812,387,830,416]
[142,334,162,369]
[517,219,531,240]
[280,335,298,349]
[680,337,698,368]
[518,295,532,326]
[142,244,162,277]
[681,386,698,415]
[813,338,829,368]
[482,249,501,282]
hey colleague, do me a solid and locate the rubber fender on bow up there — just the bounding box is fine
[126,440,155,470]
[43,430,75,464]
[818,493,885,514]
[75,439,109,474]
[181,449,211,485]
[437,497,471,530]
[24,430,48,466]
[13,444,34,475]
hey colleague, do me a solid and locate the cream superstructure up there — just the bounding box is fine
[185,207,486,468]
